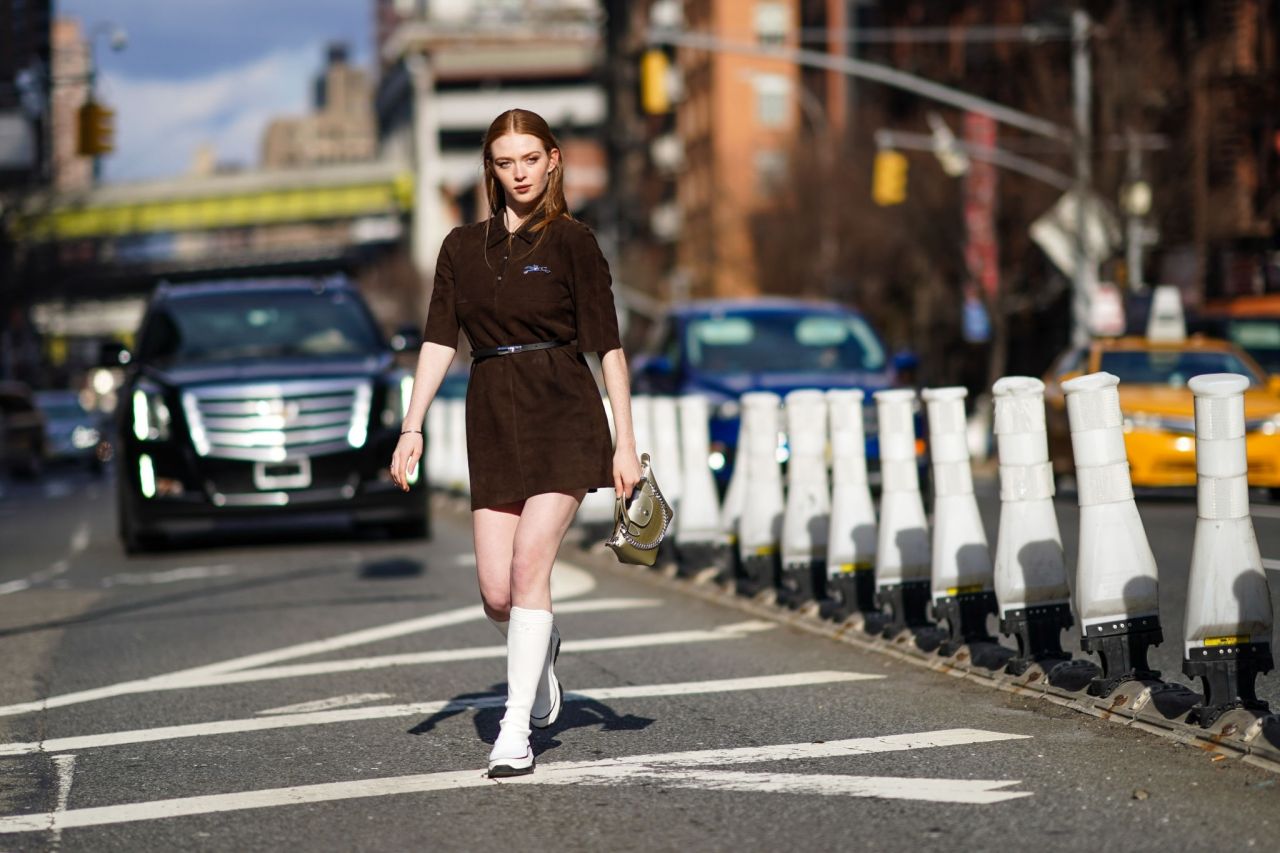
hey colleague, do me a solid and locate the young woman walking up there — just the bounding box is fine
[389,109,640,778]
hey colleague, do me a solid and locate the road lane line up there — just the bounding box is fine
[0,728,1028,832]
[70,521,90,554]
[574,768,1030,804]
[0,579,646,720]
[49,754,76,847]
[257,694,394,716]
[0,671,878,757]
[158,621,776,691]
[103,565,237,587]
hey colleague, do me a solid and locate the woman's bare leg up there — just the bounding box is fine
[473,501,523,623]
[510,489,588,610]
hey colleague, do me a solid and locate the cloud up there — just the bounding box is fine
[97,42,323,182]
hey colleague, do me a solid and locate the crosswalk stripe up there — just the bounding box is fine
[0,729,1029,833]
[157,621,776,691]
[0,671,878,757]
[0,591,655,719]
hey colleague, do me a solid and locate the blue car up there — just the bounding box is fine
[631,298,917,488]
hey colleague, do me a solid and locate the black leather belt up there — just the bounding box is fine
[471,339,573,361]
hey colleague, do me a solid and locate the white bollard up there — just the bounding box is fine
[674,394,730,576]
[650,396,685,527]
[779,390,830,608]
[922,387,996,654]
[1063,371,1162,696]
[577,395,618,530]
[631,395,655,462]
[991,377,1073,674]
[825,389,877,620]
[873,389,931,634]
[445,398,469,495]
[719,402,750,567]
[1183,374,1275,726]
[736,391,784,597]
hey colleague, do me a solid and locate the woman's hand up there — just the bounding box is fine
[389,432,424,492]
[612,446,643,500]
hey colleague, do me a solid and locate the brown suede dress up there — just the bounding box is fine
[422,214,621,510]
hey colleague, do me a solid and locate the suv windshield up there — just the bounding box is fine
[1099,349,1262,387]
[685,312,886,375]
[139,290,383,364]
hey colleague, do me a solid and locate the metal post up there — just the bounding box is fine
[1070,9,1092,348]
[1125,130,1146,293]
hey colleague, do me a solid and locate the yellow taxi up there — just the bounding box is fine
[1044,336,1280,495]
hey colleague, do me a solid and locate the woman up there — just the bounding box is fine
[389,109,641,778]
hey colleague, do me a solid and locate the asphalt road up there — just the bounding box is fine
[0,466,1277,852]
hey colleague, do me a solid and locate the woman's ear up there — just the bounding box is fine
[548,147,561,171]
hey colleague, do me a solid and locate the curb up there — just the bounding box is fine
[430,493,1280,776]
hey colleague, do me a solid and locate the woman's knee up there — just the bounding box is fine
[481,595,511,622]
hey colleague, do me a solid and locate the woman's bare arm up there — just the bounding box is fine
[600,347,642,497]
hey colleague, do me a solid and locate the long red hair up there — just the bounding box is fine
[482,109,571,244]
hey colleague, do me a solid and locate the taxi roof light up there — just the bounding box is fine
[1146,284,1187,344]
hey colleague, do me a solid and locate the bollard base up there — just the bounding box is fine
[1183,643,1274,728]
[933,591,998,657]
[675,541,730,580]
[778,558,826,609]
[876,580,932,638]
[823,568,876,622]
[736,552,779,598]
[1081,616,1163,697]
[1001,602,1075,676]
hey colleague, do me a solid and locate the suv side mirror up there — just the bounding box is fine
[99,341,131,367]
[390,326,422,353]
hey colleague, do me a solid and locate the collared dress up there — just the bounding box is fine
[422,214,622,510]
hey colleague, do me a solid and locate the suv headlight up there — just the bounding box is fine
[382,374,413,428]
[714,399,740,420]
[132,386,171,441]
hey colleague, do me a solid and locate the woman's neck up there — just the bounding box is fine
[503,196,544,232]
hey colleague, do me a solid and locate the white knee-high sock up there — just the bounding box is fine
[500,606,553,740]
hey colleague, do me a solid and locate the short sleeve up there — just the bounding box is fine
[566,224,622,354]
[422,232,460,348]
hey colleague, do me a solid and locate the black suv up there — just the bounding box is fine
[115,277,427,552]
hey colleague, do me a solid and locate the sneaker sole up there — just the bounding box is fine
[530,631,562,729]
[487,756,535,779]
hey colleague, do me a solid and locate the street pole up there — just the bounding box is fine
[1071,9,1092,348]
[1125,130,1146,293]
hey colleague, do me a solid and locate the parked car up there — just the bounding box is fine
[1044,334,1280,495]
[114,276,428,552]
[631,298,915,487]
[1190,294,1280,377]
[0,381,46,477]
[34,389,106,472]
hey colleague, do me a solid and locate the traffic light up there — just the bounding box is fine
[640,49,671,115]
[77,100,116,156]
[872,150,908,206]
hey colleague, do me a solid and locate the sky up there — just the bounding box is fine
[57,0,373,183]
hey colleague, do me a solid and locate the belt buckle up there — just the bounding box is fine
[496,344,519,355]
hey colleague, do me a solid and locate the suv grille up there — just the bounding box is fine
[181,379,372,462]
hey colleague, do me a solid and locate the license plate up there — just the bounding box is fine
[253,457,311,490]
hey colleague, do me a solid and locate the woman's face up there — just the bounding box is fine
[489,132,559,211]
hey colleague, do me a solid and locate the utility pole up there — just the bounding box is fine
[1071,9,1092,348]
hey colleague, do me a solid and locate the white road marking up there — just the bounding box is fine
[47,754,76,847]
[0,729,1029,832]
[0,565,616,720]
[152,621,776,692]
[0,559,70,597]
[69,521,90,554]
[1251,504,1280,520]
[0,671,877,757]
[0,579,31,595]
[256,694,394,716]
[103,565,237,587]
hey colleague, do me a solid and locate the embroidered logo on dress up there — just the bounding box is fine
[522,264,551,275]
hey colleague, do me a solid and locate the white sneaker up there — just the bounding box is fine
[531,626,562,729]
[487,728,535,778]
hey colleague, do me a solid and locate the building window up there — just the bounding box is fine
[754,74,789,128]
[755,149,788,193]
[755,2,788,47]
